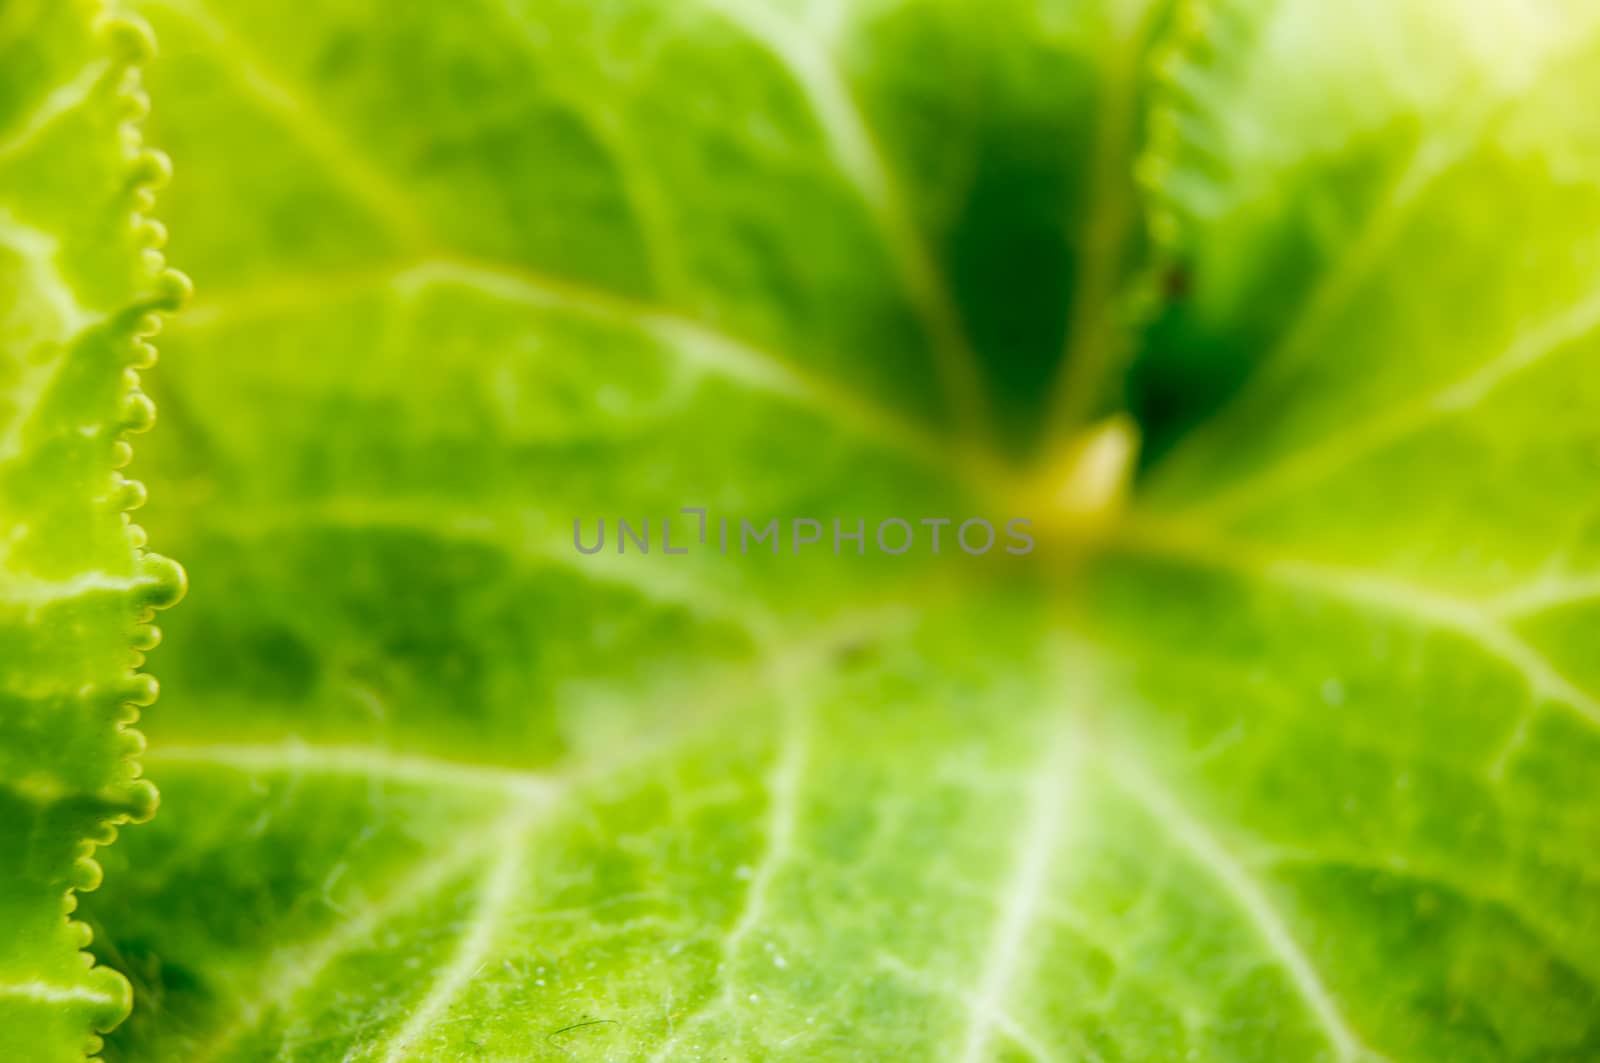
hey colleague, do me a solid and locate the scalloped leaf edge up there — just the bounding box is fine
[59,6,190,1055]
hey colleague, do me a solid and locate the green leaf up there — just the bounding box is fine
[0,2,185,1060]
[83,0,1600,1060]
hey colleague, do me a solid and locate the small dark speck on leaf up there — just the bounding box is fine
[1162,265,1192,300]
[546,1018,619,1043]
[831,638,879,669]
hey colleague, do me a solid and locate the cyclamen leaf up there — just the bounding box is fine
[83,0,1600,1061]
[0,2,185,1060]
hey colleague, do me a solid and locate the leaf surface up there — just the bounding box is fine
[0,2,184,1059]
[88,0,1600,1060]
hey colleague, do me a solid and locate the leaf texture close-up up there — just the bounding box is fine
[3,0,1599,1060]
[0,2,185,1060]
